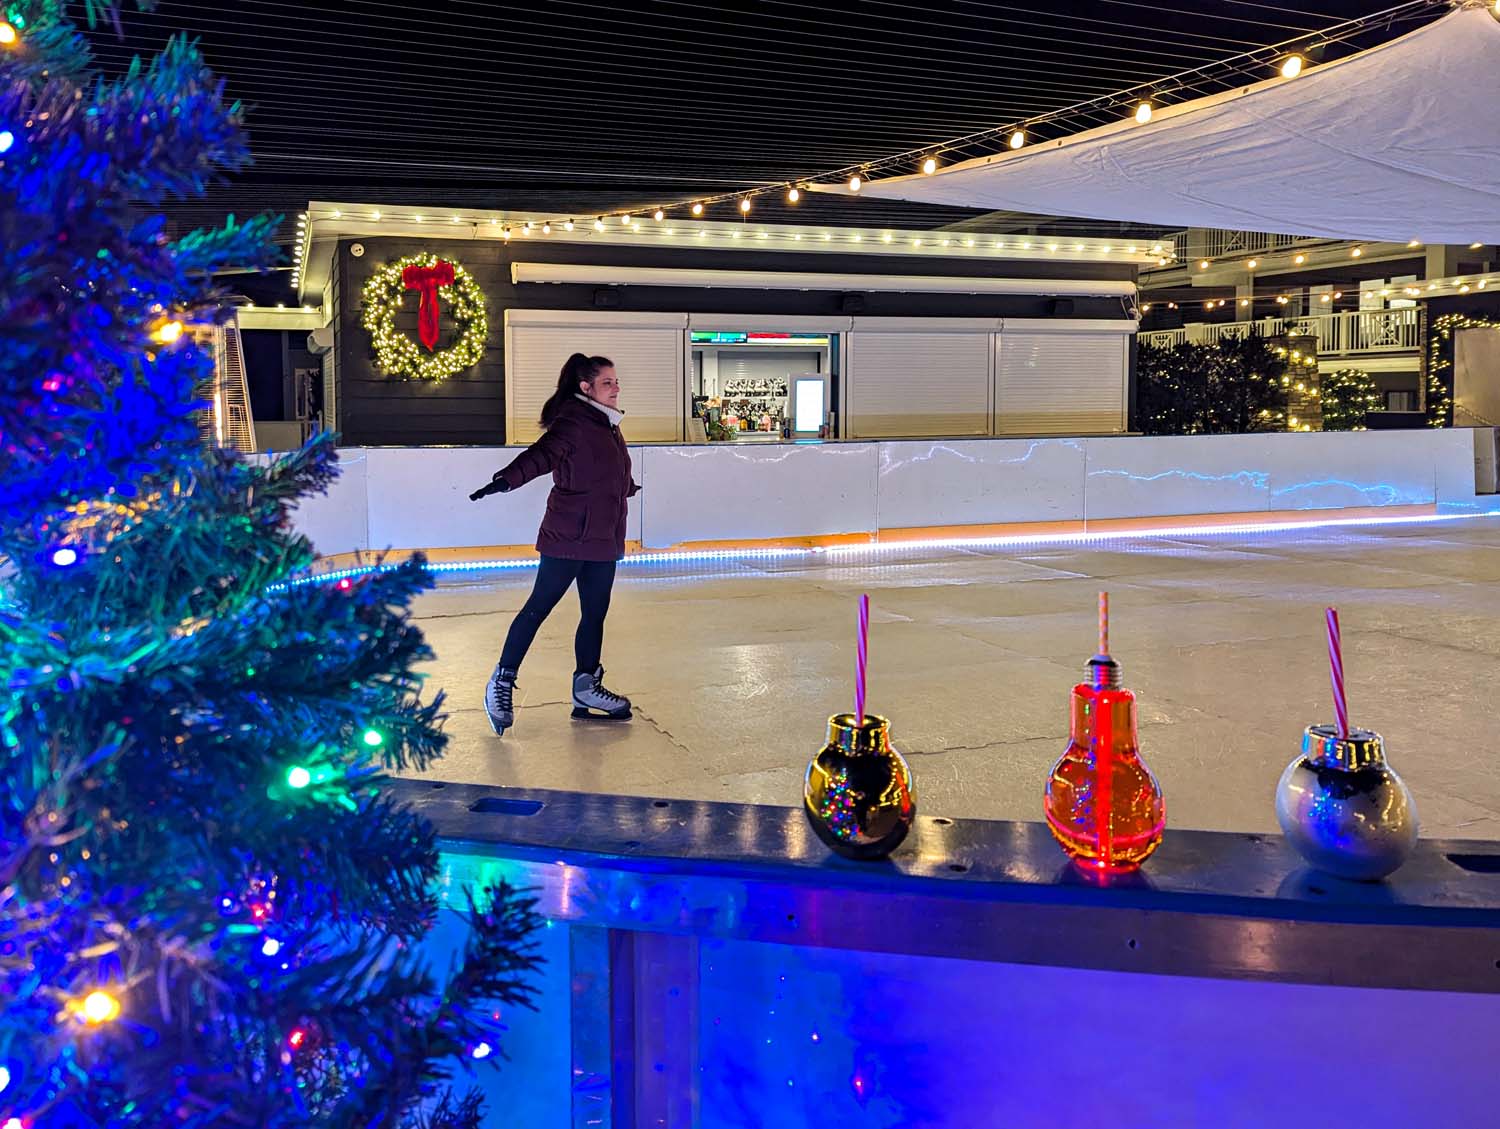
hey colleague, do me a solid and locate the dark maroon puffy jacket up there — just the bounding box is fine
[495,396,640,562]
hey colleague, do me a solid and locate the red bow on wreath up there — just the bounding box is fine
[402,259,456,351]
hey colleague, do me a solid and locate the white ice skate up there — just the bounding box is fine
[571,665,632,721]
[484,664,518,736]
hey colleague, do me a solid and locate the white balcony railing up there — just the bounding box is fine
[1160,228,1324,262]
[1139,308,1421,359]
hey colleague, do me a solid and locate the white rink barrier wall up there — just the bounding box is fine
[284,429,1500,558]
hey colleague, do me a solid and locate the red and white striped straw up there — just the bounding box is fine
[1325,606,1349,739]
[1099,591,1110,657]
[855,594,870,726]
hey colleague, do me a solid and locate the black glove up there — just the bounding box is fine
[469,475,510,502]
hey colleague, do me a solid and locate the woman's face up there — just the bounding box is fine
[582,366,620,409]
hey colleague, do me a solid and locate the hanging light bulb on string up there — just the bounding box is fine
[848,174,862,192]
[691,202,704,216]
[619,214,632,225]
[1009,129,1026,149]
[541,222,551,234]
[653,209,664,222]
[593,218,605,232]
[1280,55,1304,78]
[739,198,752,214]
[1134,101,1153,124]
[786,185,801,203]
[564,219,575,231]
[921,156,938,175]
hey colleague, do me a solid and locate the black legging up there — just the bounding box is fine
[499,555,618,674]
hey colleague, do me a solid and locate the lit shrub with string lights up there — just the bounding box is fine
[1320,368,1380,431]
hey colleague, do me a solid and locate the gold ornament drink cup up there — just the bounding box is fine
[803,713,916,861]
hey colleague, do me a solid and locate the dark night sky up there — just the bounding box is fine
[86,0,1440,300]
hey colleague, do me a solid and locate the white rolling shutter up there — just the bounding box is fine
[505,311,686,444]
[848,319,997,438]
[995,324,1129,436]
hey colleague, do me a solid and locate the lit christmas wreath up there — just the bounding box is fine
[361,253,488,381]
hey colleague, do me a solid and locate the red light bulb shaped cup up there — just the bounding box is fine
[1044,660,1165,871]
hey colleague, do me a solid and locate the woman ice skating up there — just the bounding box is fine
[468,353,639,736]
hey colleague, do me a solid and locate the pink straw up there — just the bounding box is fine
[1098,591,1110,657]
[1326,606,1349,739]
[855,594,870,726]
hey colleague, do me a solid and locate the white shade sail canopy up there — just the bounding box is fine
[819,7,1500,245]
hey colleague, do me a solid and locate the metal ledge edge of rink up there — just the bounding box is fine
[386,778,1500,995]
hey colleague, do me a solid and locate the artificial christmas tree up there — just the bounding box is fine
[0,4,539,1126]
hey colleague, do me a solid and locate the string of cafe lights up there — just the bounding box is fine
[1179,238,1492,275]
[278,0,1456,289]
[1145,274,1495,314]
[1141,259,1496,315]
[289,208,1173,292]
[540,0,1448,229]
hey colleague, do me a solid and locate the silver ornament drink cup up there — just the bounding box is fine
[1274,725,1418,881]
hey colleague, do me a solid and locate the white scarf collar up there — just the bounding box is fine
[577,393,624,426]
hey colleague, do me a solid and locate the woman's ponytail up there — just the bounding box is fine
[539,352,612,428]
